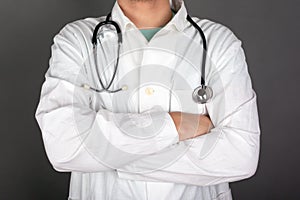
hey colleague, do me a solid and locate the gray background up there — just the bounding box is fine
[0,0,299,199]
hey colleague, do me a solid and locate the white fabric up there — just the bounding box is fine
[35,0,261,199]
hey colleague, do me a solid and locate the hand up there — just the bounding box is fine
[169,112,214,141]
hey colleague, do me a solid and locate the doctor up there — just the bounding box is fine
[35,0,261,199]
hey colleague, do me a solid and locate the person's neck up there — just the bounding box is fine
[117,0,172,29]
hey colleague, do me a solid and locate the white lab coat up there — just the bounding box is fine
[35,0,261,199]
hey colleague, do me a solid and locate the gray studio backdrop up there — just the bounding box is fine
[0,0,299,199]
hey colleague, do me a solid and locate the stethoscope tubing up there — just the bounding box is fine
[88,10,212,103]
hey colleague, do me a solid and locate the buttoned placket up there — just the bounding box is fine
[138,33,170,114]
[119,22,182,115]
[113,20,184,200]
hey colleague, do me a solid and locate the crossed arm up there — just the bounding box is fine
[35,23,260,186]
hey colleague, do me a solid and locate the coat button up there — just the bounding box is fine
[145,87,155,96]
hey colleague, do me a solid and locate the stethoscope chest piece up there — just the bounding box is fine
[192,85,213,104]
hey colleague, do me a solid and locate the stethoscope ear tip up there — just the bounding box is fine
[83,84,91,90]
[121,85,128,91]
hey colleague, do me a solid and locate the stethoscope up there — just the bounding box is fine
[83,11,213,104]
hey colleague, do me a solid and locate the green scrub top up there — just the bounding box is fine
[139,10,175,42]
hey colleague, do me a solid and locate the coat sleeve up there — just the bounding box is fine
[116,25,261,186]
[35,23,179,173]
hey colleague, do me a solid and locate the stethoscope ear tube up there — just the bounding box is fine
[82,84,127,93]
[90,12,124,93]
[92,12,122,46]
[186,14,207,86]
[186,15,213,104]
